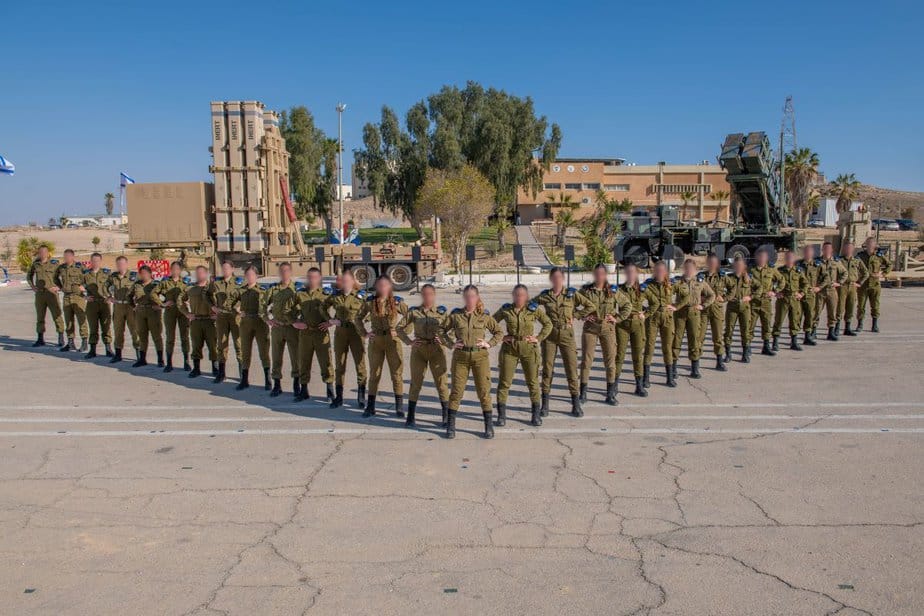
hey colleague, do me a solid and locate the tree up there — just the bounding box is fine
[578,193,633,268]
[416,165,495,274]
[17,237,54,272]
[104,192,115,216]
[554,208,577,248]
[279,106,336,234]
[784,148,820,227]
[679,191,698,220]
[91,236,101,251]
[493,205,512,251]
[546,192,578,246]
[900,206,915,220]
[829,173,862,214]
[711,190,730,224]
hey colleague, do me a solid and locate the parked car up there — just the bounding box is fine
[66,223,79,229]
[896,218,919,231]
[872,219,900,231]
[47,224,61,230]
[807,219,827,228]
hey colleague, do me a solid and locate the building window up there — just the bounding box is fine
[564,183,582,190]
[543,183,561,190]
[655,184,712,194]
[583,183,601,190]
[604,184,630,191]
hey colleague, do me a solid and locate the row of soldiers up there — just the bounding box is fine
[26,237,890,439]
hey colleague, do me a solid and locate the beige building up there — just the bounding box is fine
[516,158,732,224]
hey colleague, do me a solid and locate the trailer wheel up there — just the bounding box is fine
[386,264,415,291]
[757,244,778,266]
[661,245,685,269]
[349,264,377,289]
[725,244,750,264]
[623,244,650,269]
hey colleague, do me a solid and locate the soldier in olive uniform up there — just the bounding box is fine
[107,256,138,363]
[55,249,89,352]
[232,265,271,391]
[615,264,648,396]
[856,237,891,332]
[26,245,66,347]
[80,252,113,359]
[441,285,502,439]
[699,254,728,371]
[748,249,783,356]
[533,267,581,417]
[493,284,553,427]
[159,261,190,373]
[771,250,808,351]
[264,263,301,397]
[131,265,164,367]
[399,283,450,427]
[836,242,869,336]
[816,242,847,340]
[327,269,367,408]
[355,276,408,418]
[210,261,243,383]
[797,245,823,346]
[723,258,755,363]
[672,259,715,379]
[644,261,686,387]
[292,267,335,402]
[575,264,623,403]
[180,265,218,378]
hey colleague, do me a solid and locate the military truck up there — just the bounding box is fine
[614,132,796,267]
[125,101,440,290]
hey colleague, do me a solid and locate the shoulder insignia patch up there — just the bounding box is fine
[639,282,648,291]
[502,303,512,309]
[696,272,705,282]
[102,268,111,274]
[356,290,367,300]
[566,287,576,297]
[527,301,538,312]
[322,287,333,295]
[395,295,403,303]
[50,259,59,264]
[451,307,463,314]
[437,305,447,314]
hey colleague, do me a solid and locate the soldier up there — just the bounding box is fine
[816,242,847,341]
[616,263,648,396]
[159,261,190,373]
[441,284,502,439]
[232,265,271,391]
[55,249,88,352]
[292,267,335,402]
[494,284,553,427]
[644,260,685,387]
[355,275,408,418]
[797,245,823,346]
[533,267,581,417]
[699,254,728,371]
[26,244,65,348]
[131,265,164,367]
[723,258,754,363]
[210,261,243,383]
[107,256,138,363]
[748,249,783,356]
[79,252,113,359]
[771,250,807,351]
[180,265,219,378]
[327,269,367,409]
[399,283,450,427]
[672,259,715,379]
[575,264,622,404]
[264,262,301,397]
[856,237,891,332]
[837,241,869,336]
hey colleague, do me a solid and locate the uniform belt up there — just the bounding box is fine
[216,308,237,315]
[458,345,481,352]
[242,313,261,318]
[374,329,392,336]
[338,321,354,327]
[63,291,83,296]
[505,335,528,341]
[416,337,437,343]
[113,300,132,304]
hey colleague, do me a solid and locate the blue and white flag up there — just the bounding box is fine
[120,172,135,186]
[0,154,14,176]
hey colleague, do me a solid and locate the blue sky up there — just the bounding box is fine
[1,0,921,225]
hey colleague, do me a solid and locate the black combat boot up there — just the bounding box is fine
[356,384,366,408]
[810,327,818,342]
[330,385,343,408]
[60,337,74,352]
[804,332,816,346]
[826,327,837,341]
[790,335,802,351]
[395,395,404,418]
[295,382,307,402]
[57,333,65,348]
[872,318,879,332]
[844,320,856,336]
[237,369,250,390]
[132,350,147,368]
[715,355,727,372]
[189,359,201,378]
[156,350,165,368]
[834,321,842,337]
[742,346,751,363]
[263,367,271,390]
[446,409,457,439]
[84,345,97,359]
[182,353,190,371]
[211,361,219,376]
[483,412,494,438]
[579,383,588,403]
[110,348,122,364]
[362,395,376,418]
[642,365,651,389]
[104,344,114,357]
[634,376,648,397]
[32,333,45,347]
[571,395,583,417]
[723,346,732,363]
[495,403,506,427]
[530,401,542,427]
[79,339,88,353]
[326,383,335,403]
[270,379,282,397]
[856,319,863,333]
[691,360,701,379]
[440,399,449,427]
[214,362,226,384]
[604,381,617,405]
[666,364,677,387]
[761,340,776,356]
[540,393,549,417]
[405,401,417,428]
[671,361,678,379]
[163,355,173,372]
[771,336,780,352]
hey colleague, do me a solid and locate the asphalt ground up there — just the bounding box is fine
[0,283,921,615]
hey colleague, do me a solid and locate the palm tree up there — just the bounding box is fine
[711,190,730,225]
[104,192,115,216]
[493,205,512,251]
[592,190,632,249]
[554,208,577,247]
[679,191,698,220]
[829,173,862,214]
[784,148,820,228]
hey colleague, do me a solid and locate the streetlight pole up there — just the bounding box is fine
[336,103,346,271]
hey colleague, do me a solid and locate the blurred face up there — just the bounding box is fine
[91,255,103,270]
[734,259,747,275]
[64,251,75,265]
[756,250,769,267]
[654,262,668,282]
[624,264,639,285]
[195,267,209,284]
[116,258,128,274]
[843,243,855,258]
[38,246,49,260]
[307,270,322,289]
[707,256,720,273]
[244,268,258,285]
[682,261,696,278]
[866,239,878,253]
[512,286,528,308]
[221,262,233,279]
[421,285,436,307]
[334,274,343,290]
[463,288,479,311]
[802,246,814,262]
[784,252,796,267]
[822,244,833,259]
[171,263,182,278]
[139,268,152,282]
[374,277,392,297]
[342,272,355,292]
[278,264,292,283]
[549,270,565,291]
[593,266,608,287]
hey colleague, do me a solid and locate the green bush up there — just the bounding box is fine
[580,237,611,270]
[17,237,55,272]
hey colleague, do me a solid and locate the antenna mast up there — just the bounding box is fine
[778,96,797,220]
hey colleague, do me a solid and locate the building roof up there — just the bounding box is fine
[552,157,626,165]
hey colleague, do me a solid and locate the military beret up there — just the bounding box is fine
[356,289,368,299]
[639,282,648,291]
[294,281,306,292]
[102,268,111,274]
[235,276,244,285]
[696,272,705,282]
[609,284,619,293]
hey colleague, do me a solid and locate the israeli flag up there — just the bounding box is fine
[120,172,135,186]
[0,154,14,176]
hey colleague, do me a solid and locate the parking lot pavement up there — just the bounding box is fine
[0,284,922,615]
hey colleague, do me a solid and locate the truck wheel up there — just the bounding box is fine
[725,244,750,264]
[386,264,415,291]
[662,245,685,269]
[757,244,778,266]
[349,264,377,289]
[623,244,650,269]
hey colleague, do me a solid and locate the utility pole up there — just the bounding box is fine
[336,103,346,272]
[779,96,796,223]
